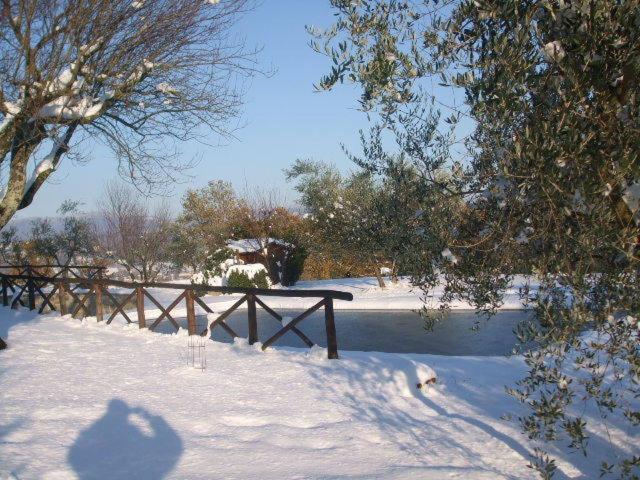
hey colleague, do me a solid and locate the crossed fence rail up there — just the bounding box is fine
[0,266,353,359]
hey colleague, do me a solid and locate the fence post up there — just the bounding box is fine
[136,287,146,329]
[186,289,196,335]
[324,297,338,359]
[27,278,36,310]
[95,284,104,322]
[58,282,68,315]
[2,276,8,307]
[247,294,258,345]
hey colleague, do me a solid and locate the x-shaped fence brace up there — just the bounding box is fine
[0,272,352,359]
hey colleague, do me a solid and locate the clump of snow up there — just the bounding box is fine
[25,156,55,192]
[622,182,640,224]
[514,227,534,245]
[226,263,271,287]
[441,248,458,265]
[226,238,292,254]
[155,82,178,95]
[36,94,104,121]
[543,40,565,61]
[191,258,270,288]
[3,101,21,115]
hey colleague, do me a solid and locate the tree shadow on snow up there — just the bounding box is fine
[0,307,43,348]
[68,398,183,480]
[301,353,596,480]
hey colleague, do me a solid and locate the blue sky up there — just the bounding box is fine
[18,1,371,219]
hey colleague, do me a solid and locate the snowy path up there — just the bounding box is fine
[0,309,631,479]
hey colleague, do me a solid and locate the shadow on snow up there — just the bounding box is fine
[68,398,183,480]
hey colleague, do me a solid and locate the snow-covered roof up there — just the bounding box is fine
[226,238,292,254]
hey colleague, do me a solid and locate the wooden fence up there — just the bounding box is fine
[0,269,353,359]
[0,264,106,279]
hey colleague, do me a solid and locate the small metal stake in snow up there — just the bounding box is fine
[187,334,207,371]
[185,289,206,371]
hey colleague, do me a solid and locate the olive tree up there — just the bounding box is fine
[286,157,429,287]
[313,0,639,477]
[30,199,94,266]
[0,0,255,228]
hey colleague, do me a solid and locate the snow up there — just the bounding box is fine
[24,156,55,192]
[623,182,640,224]
[191,258,269,287]
[543,40,565,61]
[155,82,177,95]
[3,101,21,115]
[441,248,458,265]
[226,263,270,285]
[135,275,536,313]
[0,308,633,479]
[36,95,104,121]
[226,238,292,254]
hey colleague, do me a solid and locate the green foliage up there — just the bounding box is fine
[226,270,255,289]
[529,448,557,480]
[225,268,270,289]
[286,157,432,286]
[252,269,270,289]
[282,246,307,286]
[316,0,640,476]
[30,200,95,266]
[173,181,247,270]
[0,227,26,265]
[192,247,236,286]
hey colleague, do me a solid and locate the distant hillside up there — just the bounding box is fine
[3,213,102,239]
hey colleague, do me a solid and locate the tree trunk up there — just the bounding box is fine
[390,260,399,283]
[0,122,46,229]
[374,267,386,289]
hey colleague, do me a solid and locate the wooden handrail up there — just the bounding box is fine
[0,274,354,301]
[0,265,106,269]
[0,271,352,359]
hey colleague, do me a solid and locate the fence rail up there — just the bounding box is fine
[0,264,106,280]
[0,270,353,359]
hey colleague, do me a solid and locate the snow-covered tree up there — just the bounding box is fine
[0,0,255,229]
[314,0,639,477]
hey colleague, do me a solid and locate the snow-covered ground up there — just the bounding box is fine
[1,308,634,479]
[134,275,535,315]
[284,276,533,310]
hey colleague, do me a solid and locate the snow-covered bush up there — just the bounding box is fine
[225,264,271,289]
[191,250,270,289]
[191,248,238,287]
[226,270,254,288]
